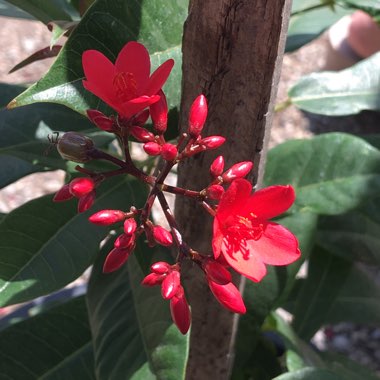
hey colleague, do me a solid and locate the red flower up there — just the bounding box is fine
[82,41,174,118]
[212,179,300,282]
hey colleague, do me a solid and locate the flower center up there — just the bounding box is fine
[223,213,264,259]
[113,72,138,102]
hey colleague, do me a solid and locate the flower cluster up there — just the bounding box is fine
[53,41,301,334]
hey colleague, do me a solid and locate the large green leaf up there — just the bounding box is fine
[0,94,105,170]
[291,248,380,340]
[0,155,39,189]
[317,195,380,265]
[10,0,187,116]
[0,176,145,307]
[5,0,78,23]
[268,312,324,373]
[232,211,318,376]
[87,240,189,380]
[274,367,343,380]
[0,296,94,379]
[288,53,380,115]
[286,1,351,53]
[264,133,380,215]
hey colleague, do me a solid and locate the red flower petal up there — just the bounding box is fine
[145,59,174,96]
[82,50,115,99]
[246,185,295,220]
[121,95,160,118]
[217,179,252,220]
[212,218,224,259]
[115,41,150,93]
[220,238,267,282]
[250,222,300,266]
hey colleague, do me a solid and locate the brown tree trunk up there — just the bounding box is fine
[175,1,292,379]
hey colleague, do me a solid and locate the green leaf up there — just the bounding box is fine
[0,155,39,189]
[274,367,343,380]
[321,352,380,380]
[286,1,351,52]
[10,0,188,116]
[264,133,380,215]
[0,176,145,307]
[291,248,380,339]
[5,0,78,23]
[232,211,318,376]
[0,83,109,172]
[269,312,324,372]
[87,240,189,380]
[0,296,95,379]
[288,53,380,115]
[317,195,380,265]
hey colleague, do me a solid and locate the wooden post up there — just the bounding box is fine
[175,1,292,378]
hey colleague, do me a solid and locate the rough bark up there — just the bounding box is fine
[175,1,291,379]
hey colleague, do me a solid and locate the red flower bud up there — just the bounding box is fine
[222,161,253,182]
[208,280,246,314]
[103,246,133,273]
[130,126,155,142]
[77,190,96,213]
[69,177,95,198]
[152,225,173,246]
[151,261,171,274]
[150,90,168,133]
[203,260,232,285]
[87,109,114,132]
[142,272,166,286]
[170,287,191,334]
[188,94,208,137]
[114,233,135,249]
[124,218,137,236]
[161,270,181,300]
[133,109,150,126]
[53,184,74,202]
[143,142,162,156]
[210,155,225,178]
[161,143,178,161]
[206,184,224,200]
[88,209,126,225]
[198,136,225,150]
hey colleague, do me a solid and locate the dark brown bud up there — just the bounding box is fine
[57,132,94,163]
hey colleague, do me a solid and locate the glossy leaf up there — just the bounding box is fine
[286,1,351,52]
[8,45,62,74]
[233,211,318,375]
[0,296,94,379]
[0,155,39,189]
[274,367,343,380]
[264,133,380,215]
[320,352,380,380]
[291,248,380,340]
[5,0,78,23]
[10,0,187,117]
[0,83,110,174]
[87,240,189,380]
[317,195,380,265]
[0,177,144,307]
[288,53,380,115]
[268,312,324,372]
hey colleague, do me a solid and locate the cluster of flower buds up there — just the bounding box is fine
[142,263,190,334]
[50,41,301,335]
[53,176,97,212]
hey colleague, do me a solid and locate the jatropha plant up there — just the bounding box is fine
[53,41,301,334]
